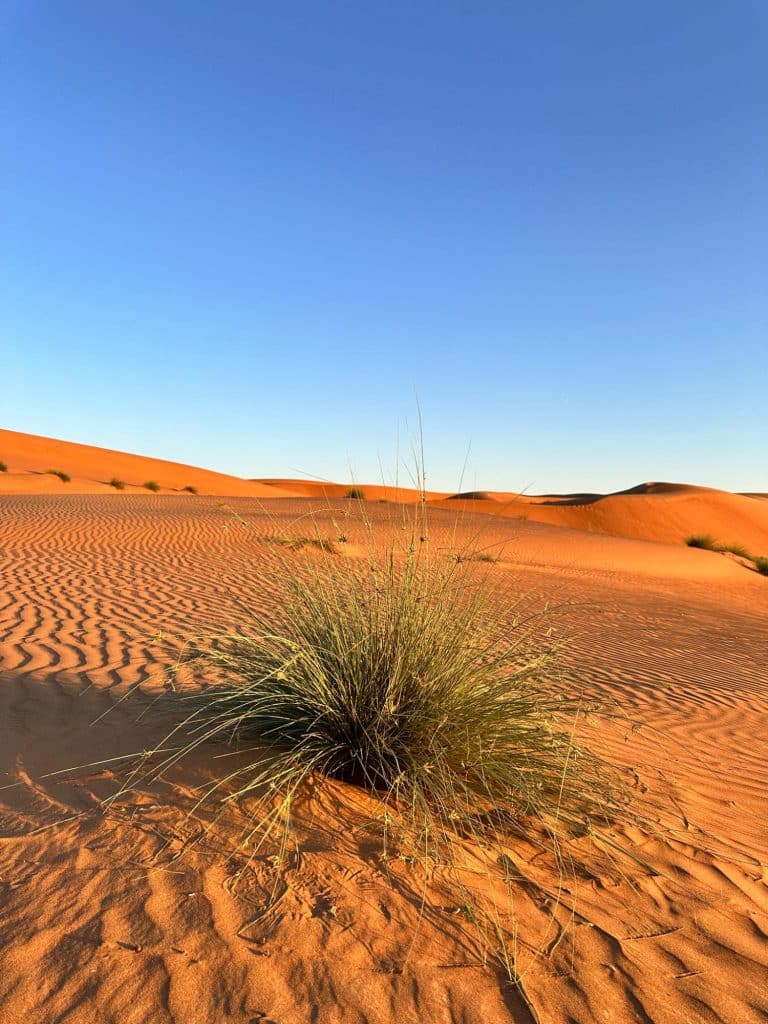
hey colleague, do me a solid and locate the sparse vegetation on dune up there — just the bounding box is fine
[131,506,629,971]
[0,459,7,472]
[266,534,338,554]
[686,534,719,550]
[455,551,500,564]
[109,477,126,490]
[686,534,768,575]
[143,480,161,492]
[345,486,365,499]
[46,468,71,483]
[182,485,198,494]
[718,542,751,559]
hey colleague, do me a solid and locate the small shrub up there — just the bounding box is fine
[755,556,768,576]
[156,530,624,874]
[455,552,499,564]
[112,502,633,976]
[719,542,751,559]
[345,486,365,500]
[46,469,71,483]
[686,535,754,560]
[109,477,126,490]
[182,485,198,494]
[0,459,7,472]
[337,533,348,544]
[143,481,161,493]
[686,534,718,551]
[267,535,337,554]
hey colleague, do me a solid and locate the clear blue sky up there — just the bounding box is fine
[2,1,766,493]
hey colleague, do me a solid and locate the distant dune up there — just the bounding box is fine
[0,428,297,498]
[432,481,768,553]
[3,432,766,554]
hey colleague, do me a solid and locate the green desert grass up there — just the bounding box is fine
[46,468,71,483]
[109,477,126,490]
[143,480,161,492]
[686,534,768,573]
[113,500,631,975]
[686,534,719,550]
[719,542,751,559]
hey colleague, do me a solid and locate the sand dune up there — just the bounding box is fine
[434,480,768,554]
[4,431,766,556]
[248,474,768,559]
[1,433,767,1020]
[0,490,766,1023]
[0,428,297,498]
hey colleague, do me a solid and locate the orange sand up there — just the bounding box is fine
[432,481,768,553]
[1,435,767,1023]
[260,478,768,555]
[0,428,296,498]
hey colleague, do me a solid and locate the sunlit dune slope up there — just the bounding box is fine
[432,481,768,552]
[0,428,298,497]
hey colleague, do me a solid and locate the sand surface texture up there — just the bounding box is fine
[0,435,766,1023]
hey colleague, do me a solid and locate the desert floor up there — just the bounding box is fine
[0,490,766,1024]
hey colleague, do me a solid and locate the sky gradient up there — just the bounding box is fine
[2,1,766,493]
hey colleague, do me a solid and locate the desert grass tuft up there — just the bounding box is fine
[718,542,751,559]
[754,556,768,576]
[265,534,338,554]
[98,476,644,981]
[345,486,365,499]
[182,485,199,494]
[0,459,7,472]
[109,477,126,490]
[143,480,161,493]
[137,518,628,906]
[686,534,718,550]
[455,551,499,564]
[686,535,754,561]
[46,468,71,483]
